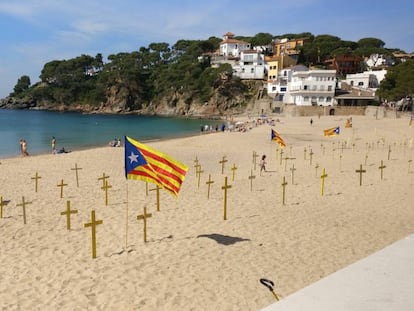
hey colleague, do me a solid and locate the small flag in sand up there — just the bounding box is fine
[324,126,340,137]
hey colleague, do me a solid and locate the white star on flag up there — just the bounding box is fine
[128,151,139,163]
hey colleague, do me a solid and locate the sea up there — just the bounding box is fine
[0,109,224,159]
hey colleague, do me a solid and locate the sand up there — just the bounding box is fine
[0,115,413,310]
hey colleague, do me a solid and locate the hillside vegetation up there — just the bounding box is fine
[3,33,413,116]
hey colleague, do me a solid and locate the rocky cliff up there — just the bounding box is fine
[0,79,261,117]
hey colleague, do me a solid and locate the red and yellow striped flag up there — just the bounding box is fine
[124,136,188,197]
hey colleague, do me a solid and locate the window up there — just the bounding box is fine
[328,85,332,91]
[281,87,287,92]
[326,97,332,102]
[319,97,324,102]
[251,68,254,73]
[358,81,364,86]
[304,85,308,90]
[304,96,309,101]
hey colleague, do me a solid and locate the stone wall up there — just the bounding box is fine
[282,105,367,117]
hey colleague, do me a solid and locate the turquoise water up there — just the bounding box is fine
[0,109,223,158]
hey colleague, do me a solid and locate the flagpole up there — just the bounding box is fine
[125,179,129,249]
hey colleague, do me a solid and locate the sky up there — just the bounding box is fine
[1,0,413,99]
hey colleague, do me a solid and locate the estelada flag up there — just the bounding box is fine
[124,136,188,197]
[271,129,286,148]
[323,126,340,137]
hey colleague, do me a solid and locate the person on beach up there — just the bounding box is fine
[260,154,267,174]
[51,136,56,154]
[19,139,23,155]
[22,139,29,156]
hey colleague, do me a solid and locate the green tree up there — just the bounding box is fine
[13,75,31,95]
[377,60,414,101]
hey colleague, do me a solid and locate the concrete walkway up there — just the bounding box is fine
[261,234,414,311]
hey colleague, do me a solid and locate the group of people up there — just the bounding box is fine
[108,138,122,147]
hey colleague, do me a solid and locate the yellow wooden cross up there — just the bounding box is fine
[279,149,284,165]
[16,196,32,224]
[0,196,10,218]
[194,156,199,167]
[221,176,232,220]
[219,156,228,174]
[194,163,201,180]
[84,210,103,259]
[248,169,256,191]
[60,200,78,230]
[57,179,68,198]
[252,151,259,170]
[320,168,328,196]
[315,163,319,177]
[290,164,296,185]
[378,160,386,180]
[137,206,152,243]
[355,164,366,186]
[231,163,237,181]
[98,173,110,189]
[206,174,214,199]
[196,165,204,188]
[150,185,161,211]
[101,180,112,206]
[31,172,41,193]
[284,157,295,172]
[71,163,83,187]
[309,149,314,165]
[281,176,288,205]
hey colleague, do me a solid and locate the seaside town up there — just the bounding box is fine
[1,2,414,310]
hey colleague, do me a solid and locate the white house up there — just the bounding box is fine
[219,32,250,59]
[365,54,394,69]
[232,50,265,80]
[284,69,337,106]
[344,69,387,89]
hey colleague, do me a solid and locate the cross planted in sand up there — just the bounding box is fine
[71,163,83,187]
[137,206,152,243]
[84,210,103,259]
[196,165,204,188]
[194,163,201,180]
[219,156,228,174]
[101,180,112,206]
[320,168,328,196]
[248,169,256,192]
[252,151,259,168]
[290,164,296,184]
[378,160,386,180]
[309,149,314,165]
[60,200,78,230]
[98,173,110,189]
[31,172,41,193]
[281,176,288,205]
[150,185,161,211]
[16,196,32,224]
[0,196,10,218]
[221,176,232,220]
[231,163,238,181]
[355,164,366,186]
[206,174,214,199]
[57,179,68,199]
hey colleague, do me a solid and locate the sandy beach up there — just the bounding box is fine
[0,114,413,310]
